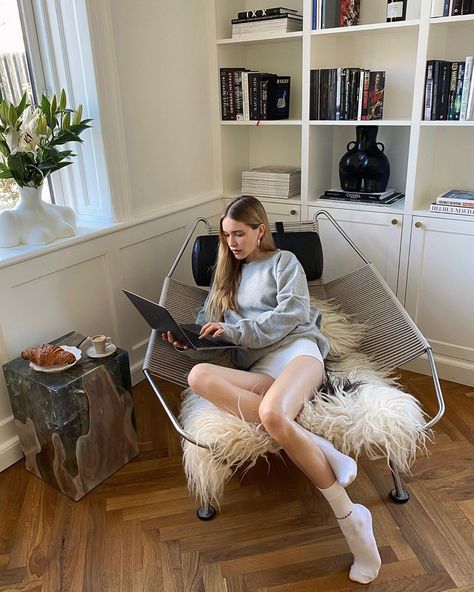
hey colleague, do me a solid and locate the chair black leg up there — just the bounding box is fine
[389,461,410,503]
[197,503,217,521]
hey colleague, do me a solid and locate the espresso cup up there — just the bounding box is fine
[91,334,112,354]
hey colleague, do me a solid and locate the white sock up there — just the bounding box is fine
[318,482,381,584]
[312,434,357,487]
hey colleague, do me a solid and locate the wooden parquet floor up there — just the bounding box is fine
[0,369,473,592]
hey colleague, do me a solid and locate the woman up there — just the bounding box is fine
[163,196,381,584]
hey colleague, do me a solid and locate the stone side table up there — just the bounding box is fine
[3,331,139,500]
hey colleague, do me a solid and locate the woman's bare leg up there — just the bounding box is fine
[187,363,274,421]
[258,356,380,584]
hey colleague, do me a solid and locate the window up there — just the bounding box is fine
[0,0,53,209]
[1,0,116,224]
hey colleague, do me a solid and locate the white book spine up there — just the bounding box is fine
[430,203,474,215]
[336,68,342,120]
[468,63,474,120]
[241,72,250,121]
[357,70,364,120]
[437,197,474,207]
[431,0,445,16]
[448,0,454,15]
[460,57,473,121]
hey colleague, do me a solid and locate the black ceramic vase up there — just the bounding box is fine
[338,126,390,193]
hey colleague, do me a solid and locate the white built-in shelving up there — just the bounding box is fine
[210,0,474,385]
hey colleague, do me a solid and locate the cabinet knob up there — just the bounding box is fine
[290,209,297,216]
[391,218,399,225]
[415,221,423,228]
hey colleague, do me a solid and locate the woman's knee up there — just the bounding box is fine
[258,402,292,441]
[187,363,214,393]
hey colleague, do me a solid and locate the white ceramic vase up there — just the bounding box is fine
[0,183,76,248]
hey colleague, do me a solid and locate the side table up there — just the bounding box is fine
[3,331,139,500]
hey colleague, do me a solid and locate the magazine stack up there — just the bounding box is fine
[242,166,301,199]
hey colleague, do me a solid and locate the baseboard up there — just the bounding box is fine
[0,435,22,472]
[402,353,474,387]
[131,360,145,387]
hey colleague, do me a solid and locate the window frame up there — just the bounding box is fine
[17,0,116,222]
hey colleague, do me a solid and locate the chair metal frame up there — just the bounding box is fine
[143,211,445,516]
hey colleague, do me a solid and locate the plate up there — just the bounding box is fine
[86,343,117,358]
[29,345,82,373]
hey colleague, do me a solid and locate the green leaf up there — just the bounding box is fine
[0,141,9,157]
[51,94,57,116]
[8,104,18,125]
[16,92,27,118]
[7,153,27,185]
[59,89,66,111]
[0,170,13,179]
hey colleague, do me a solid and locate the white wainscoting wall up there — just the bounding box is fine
[0,198,221,471]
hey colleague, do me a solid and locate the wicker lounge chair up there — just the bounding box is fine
[142,211,445,520]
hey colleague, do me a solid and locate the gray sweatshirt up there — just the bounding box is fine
[195,249,330,370]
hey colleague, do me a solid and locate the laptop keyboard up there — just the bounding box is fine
[181,325,230,348]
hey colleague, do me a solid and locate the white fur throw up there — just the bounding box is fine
[180,298,430,508]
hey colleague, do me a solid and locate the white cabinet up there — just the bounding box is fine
[308,206,403,293]
[405,215,474,384]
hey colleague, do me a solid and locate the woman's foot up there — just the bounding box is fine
[312,434,357,487]
[338,504,382,584]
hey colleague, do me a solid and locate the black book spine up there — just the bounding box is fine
[220,68,230,120]
[328,69,337,120]
[461,0,471,13]
[232,13,302,23]
[267,75,291,119]
[447,62,459,120]
[260,77,269,119]
[453,62,465,120]
[234,70,244,120]
[227,70,236,120]
[431,60,441,120]
[343,68,351,120]
[350,68,360,120]
[436,61,452,120]
[237,7,298,18]
[248,73,260,120]
[310,69,320,119]
[451,0,463,14]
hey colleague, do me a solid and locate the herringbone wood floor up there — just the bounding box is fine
[0,369,473,592]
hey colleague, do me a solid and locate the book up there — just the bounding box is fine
[424,61,435,120]
[320,192,404,205]
[430,203,474,215]
[232,17,303,35]
[436,61,452,120]
[431,0,445,16]
[266,75,291,119]
[436,188,474,200]
[231,13,302,24]
[242,166,301,198]
[437,197,474,207]
[340,0,360,26]
[460,56,473,120]
[431,60,442,120]
[360,69,370,120]
[368,71,385,120]
[321,0,339,28]
[453,61,465,120]
[447,61,459,120]
[323,188,398,200]
[310,69,320,119]
[451,0,463,13]
[467,60,474,119]
[237,7,299,19]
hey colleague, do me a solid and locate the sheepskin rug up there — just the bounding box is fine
[180,298,431,508]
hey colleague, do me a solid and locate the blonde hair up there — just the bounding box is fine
[205,196,276,321]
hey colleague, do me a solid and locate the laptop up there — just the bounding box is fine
[123,289,240,350]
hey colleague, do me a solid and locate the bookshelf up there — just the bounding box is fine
[212,0,474,384]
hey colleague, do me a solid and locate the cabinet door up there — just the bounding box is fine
[307,206,403,293]
[405,216,474,364]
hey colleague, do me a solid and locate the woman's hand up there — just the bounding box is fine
[199,322,224,339]
[161,331,188,350]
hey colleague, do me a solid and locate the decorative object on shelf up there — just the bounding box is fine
[339,125,390,193]
[340,0,360,26]
[0,90,91,248]
[386,0,407,22]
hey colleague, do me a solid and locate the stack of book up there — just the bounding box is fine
[313,0,360,29]
[310,68,385,120]
[242,166,301,199]
[423,57,474,120]
[431,0,474,17]
[320,188,404,205]
[220,68,291,120]
[231,7,302,38]
[429,189,474,216]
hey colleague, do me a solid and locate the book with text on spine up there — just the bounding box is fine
[430,203,474,216]
[436,189,474,200]
[237,7,299,19]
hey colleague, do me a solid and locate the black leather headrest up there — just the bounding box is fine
[192,223,324,287]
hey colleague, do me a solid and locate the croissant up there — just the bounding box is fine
[21,344,76,366]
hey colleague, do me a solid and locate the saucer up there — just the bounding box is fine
[29,345,81,373]
[87,343,117,358]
